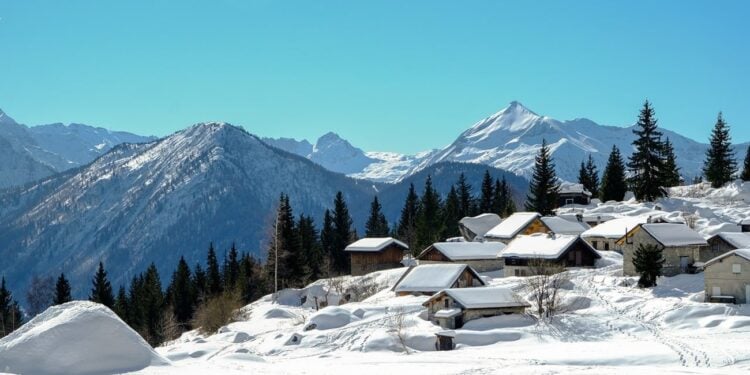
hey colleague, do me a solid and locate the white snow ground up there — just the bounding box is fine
[129,250,750,374]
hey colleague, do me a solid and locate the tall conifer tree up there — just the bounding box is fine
[89,262,115,308]
[365,196,389,237]
[169,257,194,325]
[525,140,560,215]
[396,183,420,249]
[331,192,355,274]
[0,277,23,338]
[628,101,667,201]
[441,186,461,239]
[741,146,750,182]
[479,170,494,213]
[600,145,628,202]
[415,175,444,253]
[206,243,222,297]
[661,138,681,188]
[703,112,736,188]
[53,273,72,305]
[455,173,474,218]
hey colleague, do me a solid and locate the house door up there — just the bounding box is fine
[712,286,721,296]
[680,256,689,273]
[575,250,582,266]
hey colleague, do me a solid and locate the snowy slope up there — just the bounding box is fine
[0,123,379,297]
[129,257,750,374]
[0,108,154,188]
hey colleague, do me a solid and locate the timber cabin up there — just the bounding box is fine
[540,216,590,236]
[423,287,530,329]
[417,242,506,272]
[581,216,648,251]
[391,264,485,296]
[345,237,408,276]
[558,182,592,207]
[618,223,708,276]
[501,233,600,276]
[740,218,750,233]
[484,212,549,244]
[458,213,502,242]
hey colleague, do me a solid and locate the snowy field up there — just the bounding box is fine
[4,182,750,374]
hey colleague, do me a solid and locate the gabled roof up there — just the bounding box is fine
[709,232,750,249]
[458,213,502,238]
[581,216,648,239]
[484,212,543,239]
[704,249,750,267]
[540,216,590,235]
[639,223,707,247]
[418,242,506,261]
[424,287,530,310]
[500,233,600,259]
[559,182,592,196]
[345,237,408,252]
[392,264,485,293]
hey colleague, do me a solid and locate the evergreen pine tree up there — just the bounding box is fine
[192,263,207,302]
[169,257,194,325]
[89,262,115,308]
[415,175,444,253]
[113,286,129,320]
[500,177,516,217]
[365,196,390,237]
[585,155,600,197]
[627,100,666,201]
[141,263,164,346]
[490,178,506,217]
[478,170,494,213]
[396,183,420,249]
[632,244,665,288]
[660,138,681,188]
[600,145,628,202]
[320,209,335,275]
[223,243,241,290]
[578,161,590,194]
[298,215,324,282]
[53,273,72,305]
[525,139,561,215]
[455,173,474,218]
[441,186,461,239]
[703,112,737,188]
[741,146,750,182]
[206,242,222,297]
[127,274,145,332]
[331,191,355,274]
[0,277,23,338]
[238,253,263,303]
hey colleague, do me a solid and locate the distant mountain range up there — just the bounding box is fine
[265,101,749,183]
[0,121,525,296]
[0,109,155,188]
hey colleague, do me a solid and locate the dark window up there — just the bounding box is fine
[444,299,450,308]
[604,242,610,250]
[592,241,599,249]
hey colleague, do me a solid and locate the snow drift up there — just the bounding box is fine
[0,301,168,375]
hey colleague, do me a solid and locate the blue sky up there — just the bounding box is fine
[1,1,748,153]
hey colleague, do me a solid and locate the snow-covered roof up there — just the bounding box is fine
[640,223,708,247]
[422,242,506,261]
[345,237,408,252]
[458,213,502,237]
[704,249,750,267]
[559,182,592,196]
[500,233,597,259]
[741,218,750,225]
[484,212,542,239]
[392,264,484,293]
[540,216,590,235]
[426,287,530,310]
[709,232,750,249]
[581,216,648,239]
[434,308,462,318]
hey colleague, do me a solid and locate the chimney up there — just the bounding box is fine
[547,231,556,239]
[576,214,583,223]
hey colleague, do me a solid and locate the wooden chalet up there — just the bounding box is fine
[345,237,408,276]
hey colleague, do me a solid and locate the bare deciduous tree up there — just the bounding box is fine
[522,259,569,319]
[388,306,410,355]
[26,275,55,317]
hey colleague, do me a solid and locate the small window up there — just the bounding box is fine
[592,241,599,249]
[733,264,741,274]
[604,243,610,250]
[712,286,721,296]
[444,299,450,308]
[566,198,574,205]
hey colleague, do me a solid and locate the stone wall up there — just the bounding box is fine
[704,254,750,304]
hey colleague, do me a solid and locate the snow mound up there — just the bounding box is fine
[0,301,168,375]
[304,306,360,331]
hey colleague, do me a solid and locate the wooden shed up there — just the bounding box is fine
[484,212,550,244]
[558,182,592,207]
[423,287,530,329]
[501,233,600,277]
[345,237,408,276]
[391,264,485,296]
[417,242,506,272]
